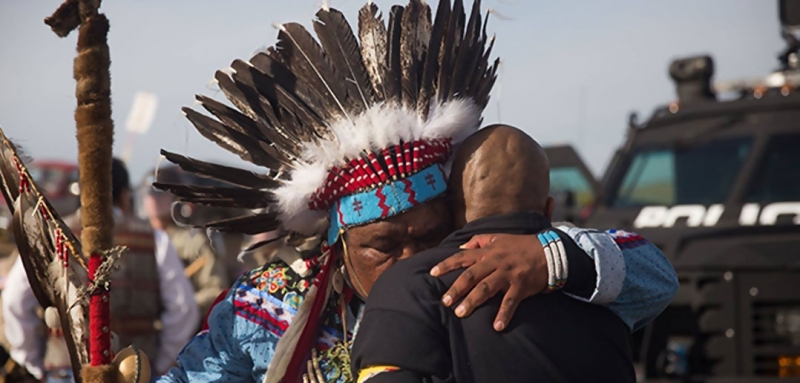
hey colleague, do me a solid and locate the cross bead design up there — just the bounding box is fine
[352,198,363,216]
[425,173,437,190]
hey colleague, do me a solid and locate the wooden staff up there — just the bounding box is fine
[45,0,116,381]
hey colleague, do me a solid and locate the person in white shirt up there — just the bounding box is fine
[2,158,199,382]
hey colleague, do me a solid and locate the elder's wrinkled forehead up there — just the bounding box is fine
[346,199,453,257]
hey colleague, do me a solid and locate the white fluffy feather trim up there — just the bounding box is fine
[273,99,481,235]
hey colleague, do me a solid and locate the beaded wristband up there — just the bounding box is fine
[549,230,569,284]
[538,230,568,293]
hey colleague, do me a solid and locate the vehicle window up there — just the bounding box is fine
[550,166,595,207]
[613,137,752,207]
[746,133,800,203]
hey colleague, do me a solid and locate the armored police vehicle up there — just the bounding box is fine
[581,1,800,381]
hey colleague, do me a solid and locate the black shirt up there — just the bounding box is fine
[351,212,634,383]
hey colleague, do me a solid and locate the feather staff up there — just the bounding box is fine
[0,128,91,381]
[42,0,123,380]
[13,194,91,373]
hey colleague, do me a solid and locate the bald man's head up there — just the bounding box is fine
[449,125,554,228]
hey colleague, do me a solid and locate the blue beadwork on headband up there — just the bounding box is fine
[327,164,448,244]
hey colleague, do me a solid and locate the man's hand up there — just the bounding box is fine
[430,234,548,332]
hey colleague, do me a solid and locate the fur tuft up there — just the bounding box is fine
[81,364,117,383]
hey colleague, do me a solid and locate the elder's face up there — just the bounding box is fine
[343,199,452,297]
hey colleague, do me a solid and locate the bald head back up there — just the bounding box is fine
[449,125,552,227]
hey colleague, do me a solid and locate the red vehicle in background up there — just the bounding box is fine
[27,161,81,217]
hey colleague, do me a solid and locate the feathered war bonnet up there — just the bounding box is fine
[156,0,499,246]
[156,1,498,381]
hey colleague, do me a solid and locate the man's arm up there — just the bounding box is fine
[558,227,679,331]
[154,230,201,375]
[430,227,678,332]
[1,256,44,380]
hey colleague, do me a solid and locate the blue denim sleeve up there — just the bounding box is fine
[556,226,679,332]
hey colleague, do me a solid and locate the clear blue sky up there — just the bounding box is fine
[0,0,783,181]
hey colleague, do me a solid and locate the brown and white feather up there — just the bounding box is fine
[358,3,388,102]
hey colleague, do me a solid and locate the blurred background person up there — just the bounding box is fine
[2,158,199,382]
[141,165,230,320]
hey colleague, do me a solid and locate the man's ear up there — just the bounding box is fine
[545,196,555,221]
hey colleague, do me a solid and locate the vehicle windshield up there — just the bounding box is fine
[550,166,595,207]
[746,132,800,203]
[613,137,753,207]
